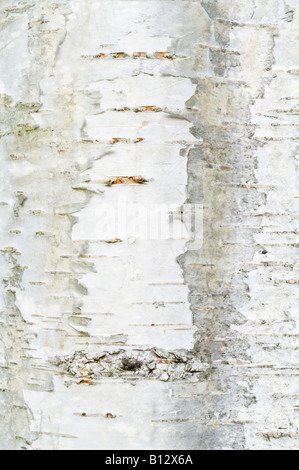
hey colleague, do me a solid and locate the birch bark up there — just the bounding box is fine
[0,0,298,450]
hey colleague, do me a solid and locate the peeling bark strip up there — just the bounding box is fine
[110,106,165,112]
[105,176,148,185]
[0,0,298,451]
[96,52,177,59]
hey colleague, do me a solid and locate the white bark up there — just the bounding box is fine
[0,0,298,450]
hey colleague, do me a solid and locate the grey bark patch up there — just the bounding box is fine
[53,348,209,382]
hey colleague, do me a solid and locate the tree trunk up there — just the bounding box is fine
[0,0,298,450]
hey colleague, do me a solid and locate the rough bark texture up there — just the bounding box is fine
[0,0,298,450]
